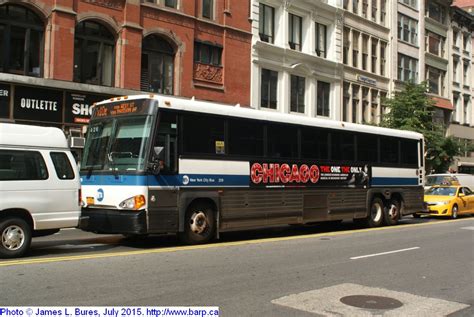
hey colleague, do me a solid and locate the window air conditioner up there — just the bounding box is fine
[69,137,86,148]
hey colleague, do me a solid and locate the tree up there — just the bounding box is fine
[381,81,461,173]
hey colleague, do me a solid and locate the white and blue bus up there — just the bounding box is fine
[79,95,425,244]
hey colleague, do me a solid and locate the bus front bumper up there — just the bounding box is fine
[79,208,147,234]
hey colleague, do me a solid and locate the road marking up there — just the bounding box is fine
[460,226,474,231]
[0,217,472,267]
[350,247,420,260]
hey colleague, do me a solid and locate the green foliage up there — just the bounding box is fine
[381,81,462,173]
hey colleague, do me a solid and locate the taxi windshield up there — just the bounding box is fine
[425,187,457,196]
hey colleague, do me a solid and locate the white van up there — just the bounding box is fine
[425,173,474,191]
[0,123,80,258]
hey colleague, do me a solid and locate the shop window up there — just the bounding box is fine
[73,21,115,87]
[141,35,175,95]
[0,4,44,77]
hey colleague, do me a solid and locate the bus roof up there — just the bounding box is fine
[0,123,69,149]
[96,94,423,140]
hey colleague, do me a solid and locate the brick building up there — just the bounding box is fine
[0,0,251,146]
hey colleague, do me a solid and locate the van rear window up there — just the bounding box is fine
[50,152,75,180]
[0,150,48,181]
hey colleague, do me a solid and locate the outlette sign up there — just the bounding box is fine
[250,162,370,187]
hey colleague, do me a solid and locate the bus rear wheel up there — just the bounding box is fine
[179,203,216,245]
[364,197,385,228]
[384,199,400,226]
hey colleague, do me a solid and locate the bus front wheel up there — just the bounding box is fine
[179,203,216,245]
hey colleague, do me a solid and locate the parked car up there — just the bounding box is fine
[0,123,81,258]
[419,185,474,219]
[425,173,474,190]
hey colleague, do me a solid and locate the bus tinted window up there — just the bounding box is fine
[267,124,298,158]
[301,127,329,160]
[331,131,355,162]
[228,119,264,157]
[357,133,378,163]
[401,139,418,166]
[182,113,225,155]
[380,137,399,164]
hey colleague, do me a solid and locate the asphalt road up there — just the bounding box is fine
[1,217,473,316]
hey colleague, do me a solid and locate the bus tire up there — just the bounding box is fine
[364,197,385,228]
[384,199,400,226]
[0,217,32,259]
[451,205,458,219]
[179,203,216,245]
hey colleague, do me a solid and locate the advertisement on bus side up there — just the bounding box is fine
[250,162,370,188]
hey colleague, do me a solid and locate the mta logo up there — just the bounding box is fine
[97,188,104,202]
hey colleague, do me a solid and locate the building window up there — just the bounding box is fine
[343,0,349,10]
[463,33,470,51]
[380,0,386,25]
[352,31,359,68]
[371,39,378,73]
[371,0,377,22]
[73,21,115,86]
[362,87,369,123]
[371,89,379,123]
[194,41,222,66]
[165,0,177,8]
[453,58,459,83]
[426,31,444,57]
[0,4,44,77]
[353,0,359,14]
[202,0,213,19]
[380,42,387,76]
[343,82,350,122]
[463,61,469,84]
[290,75,305,113]
[399,0,417,9]
[261,69,278,109]
[463,96,470,125]
[141,35,175,95]
[352,84,360,123]
[343,27,350,64]
[398,54,418,82]
[426,66,444,95]
[362,0,368,18]
[259,4,274,43]
[426,1,446,24]
[289,13,302,51]
[398,14,418,45]
[317,81,330,117]
[362,35,369,71]
[315,23,327,58]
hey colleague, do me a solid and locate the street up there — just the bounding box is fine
[1,216,473,316]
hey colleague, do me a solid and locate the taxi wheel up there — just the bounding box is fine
[451,205,458,219]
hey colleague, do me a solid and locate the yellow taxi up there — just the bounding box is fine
[423,186,474,218]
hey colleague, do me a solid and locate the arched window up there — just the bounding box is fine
[0,4,44,77]
[141,35,175,95]
[73,20,115,86]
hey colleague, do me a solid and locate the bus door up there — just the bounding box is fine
[147,111,179,232]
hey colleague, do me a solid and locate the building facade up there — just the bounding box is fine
[250,0,343,121]
[0,0,252,149]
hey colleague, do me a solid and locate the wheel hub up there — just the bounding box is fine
[388,205,398,218]
[190,212,208,234]
[2,226,25,251]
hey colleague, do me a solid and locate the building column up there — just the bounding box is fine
[47,4,76,81]
[308,77,316,117]
[280,71,290,114]
[368,36,373,74]
[348,28,353,66]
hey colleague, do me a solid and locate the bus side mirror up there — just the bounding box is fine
[148,162,161,175]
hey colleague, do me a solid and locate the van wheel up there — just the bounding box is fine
[0,218,32,259]
[384,199,400,226]
[179,203,216,245]
[364,198,385,228]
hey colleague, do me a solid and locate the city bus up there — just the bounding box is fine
[79,94,425,244]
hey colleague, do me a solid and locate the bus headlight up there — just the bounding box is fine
[119,195,146,210]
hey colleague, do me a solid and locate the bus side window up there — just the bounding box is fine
[155,112,178,173]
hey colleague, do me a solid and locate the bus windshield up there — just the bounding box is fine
[81,115,153,172]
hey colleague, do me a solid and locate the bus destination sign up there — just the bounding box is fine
[92,99,152,118]
[250,162,370,188]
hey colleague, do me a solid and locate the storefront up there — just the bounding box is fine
[0,81,112,162]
